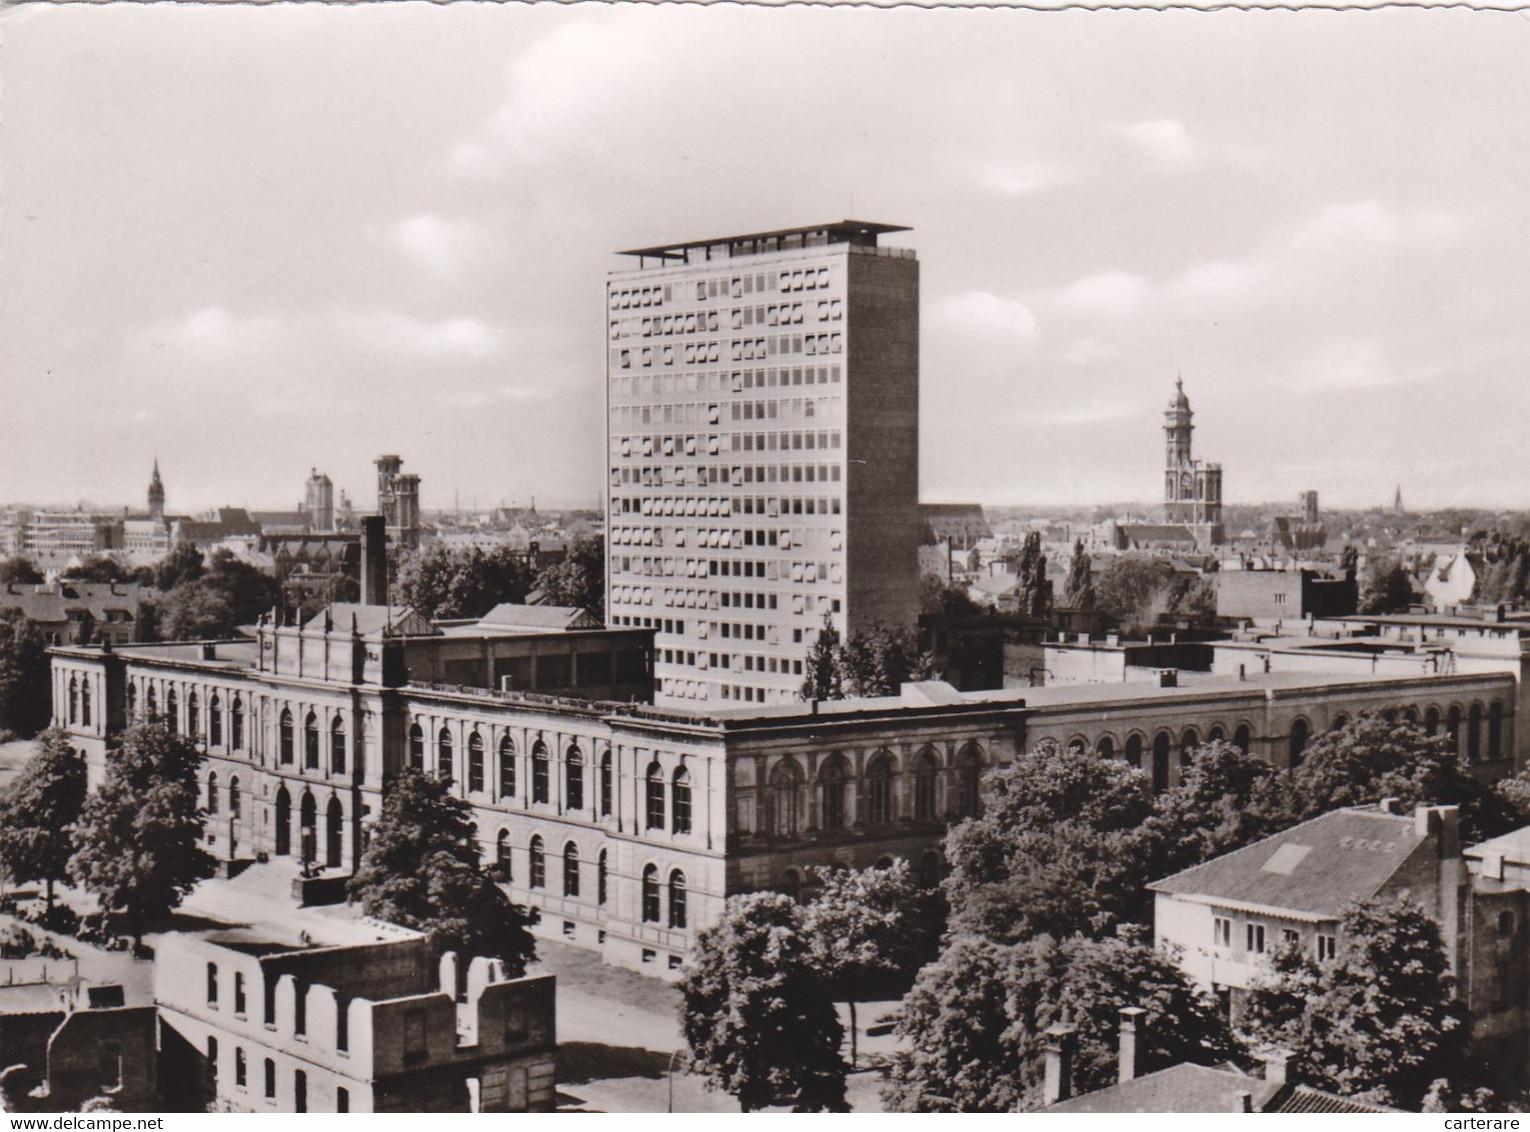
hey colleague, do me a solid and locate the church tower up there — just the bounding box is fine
[147,459,165,520]
[1162,379,1223,540]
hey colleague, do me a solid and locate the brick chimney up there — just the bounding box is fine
[360,515,388,607]
[1042,1023,1078,1105]
[1259,1048,1292,1087]
[1118,1007,1147,1083]
[1416,804,1461,858]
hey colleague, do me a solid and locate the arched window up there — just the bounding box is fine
[1425,706,1442,735]
[495,829,511,879]
[437,727,453,780]
[672,766,692,834]
[597,850,609,905]
[769,759,803,836]
[645,761,665,829]
[331,717,346,774]
[529,836,545,889]
[1179,728,1199,769]
[1096,735,1116,760]
[68,677,79,725]
[563,842,580,897]
[126,682,137,720]
[1151,731,1172,792]
[913,747,938,821]
[229,776,241,819]
[532,742,550,804]
[465,823,480,867]
[468,733,485,793]
[819,754,848,831]
[208,771,219,815]
[641,864,660,922]
[1207,725,1225,744]
[1490,702,1504,761]
[166,689,178,734]
[865,752,894,826]
[1447,706,1463,756]
[147,685,158,718]
[305,712,320,770]
[668,870,687,929]
[1289,718,1310,768]
[600,751,613,817]
[188,692,200,738]
[499,736,516,799]
[566,746,585,812]
[957,743,983,817]
[1468,702,1484,764]
[80,680,91,728]
[209,694,222,746]
[1404,707,1420,727]
[1233,724,1251,754]
[408,724,425,772]
[230,696,243,750]
[279,709,294,765]
[1125,733,1144,769]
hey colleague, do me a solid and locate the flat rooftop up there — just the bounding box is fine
[618,220,911,263]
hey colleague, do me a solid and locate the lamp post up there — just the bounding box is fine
[667,1048,684,1113]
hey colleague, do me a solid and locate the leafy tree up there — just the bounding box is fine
[887,932,1235,1112]
[1242,897,1469,1109]
[1359,556,1419,614]
[836,621,937,698]
[61,556,134,584]
[69,720,214,945]
[799,613,843,701]
[1143,739,1292,881]
[0,556,43,585]
[157,550,279,640]
[943,739,1154,942]
[347,768,534,975]
[918,572,983,619]
[801,860,942,1065]
[1339,544,1360,577]
[1062,540,1095,611]
[680,892,847,1112]
[1015,532,1052,618]
[153,543,206,593]
[395,543,534,621]
[0,611,51,738]
[0,729,86,912]
[1094,556,1215,629]
[1285,712,1510,842]
[530,536,604,620]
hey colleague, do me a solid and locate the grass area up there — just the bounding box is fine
[0,737,38,792]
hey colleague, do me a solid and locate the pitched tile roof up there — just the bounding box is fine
[305,603,438,638]
[1272,1085,1399,1113]
[1046,1064,1282,1113]
[476,604,603,632]
[1150,806,1428,921]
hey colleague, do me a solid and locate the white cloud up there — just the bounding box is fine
[1119,118,1200,170]
[136,306,286,359]
[334,311,506,360]
[370,213,490,282]
[932,290,1039,346]
[1056,271,1149,317]
[1061,338,1119,365]
[973,158,1071,197]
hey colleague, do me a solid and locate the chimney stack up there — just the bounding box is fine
[361,516,388,606]
[1042,1023,1078,1105]
[1235,1090,1254,1113]
[1117,1007,1147,1083]
[1259,1048,1292,1087]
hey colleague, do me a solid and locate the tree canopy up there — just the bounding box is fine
[0,728,86,910]
[61,555,137,585]
[798,615,934,701]
[69,720,214,943]
[347,768,535,975]
[680,892,847,1112]
[530,536,605,619]
[1062,540,1095,611]
[394,543,534,621]
[0,611,51,738]
[156,549,280,641]
[1014,532,1052,619]
[1094,556,1215,630]
[1242,897,1469,1109]
[1359,556,1420,614]
[0,556,44,585]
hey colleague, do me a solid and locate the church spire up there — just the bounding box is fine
[147,457,166,520]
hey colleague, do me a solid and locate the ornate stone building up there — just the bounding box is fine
[1163,379,1224,545]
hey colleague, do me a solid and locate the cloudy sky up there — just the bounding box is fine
[3,5,1528,515]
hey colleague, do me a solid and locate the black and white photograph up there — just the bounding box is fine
[2,0,1529,1117]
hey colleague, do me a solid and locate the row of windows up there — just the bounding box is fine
[613,493,844,522]
[503,836,689,929]
[208,1037,328,1111]
[126,684,248,752]
[609,284,669,310]
[1212,916,1337,962]
[616,421,842,455]
[613,585,840,618]
[749,747,984,836]
[277,709,354,774]
[609,363,842,400]
[614,552,841,582]
[617,333,844,369]
[65,675,92,727]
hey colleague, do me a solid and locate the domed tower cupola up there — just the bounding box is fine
[1164,377,1194,471]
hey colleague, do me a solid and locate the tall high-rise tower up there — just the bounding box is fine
[147,459,165,520]
[304,468,335,533]
[606,221,921,707]
[1162,379,1223,536]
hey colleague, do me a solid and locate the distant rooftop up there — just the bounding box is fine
[618,220,911,264]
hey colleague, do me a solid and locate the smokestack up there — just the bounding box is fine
[1118,1007,1147,1083]
[361,516,388,607]
[1042,1023,1077,1105]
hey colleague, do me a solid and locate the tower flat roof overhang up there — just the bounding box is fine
[617,220,912,267]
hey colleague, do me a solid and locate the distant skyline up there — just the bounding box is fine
[4,6,1529,514]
